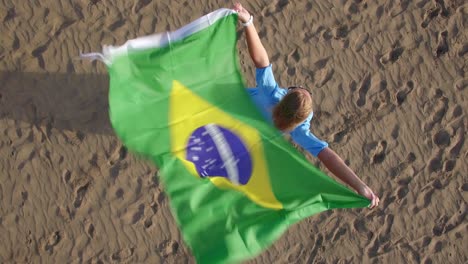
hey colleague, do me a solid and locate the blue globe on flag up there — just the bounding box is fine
[185,124,253,185]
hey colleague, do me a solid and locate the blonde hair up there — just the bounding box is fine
[273,88,313,132]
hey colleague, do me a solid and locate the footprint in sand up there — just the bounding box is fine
[43,231,61,254]
[18,191,28,208]
[132,204,145,224]
[435,0,449,16]
[88,153,104,168]
[331,24,348,39]
[150,201,159,214]
[32,123,52,144]
[73,182,90,209]
[432,129,451,147]
[375,4,385,19]
[320,28,333,41]
[108,145,127,165]
[389,0,409,17]
[158,240,180,258]
[416,0,430,8]
[434,30,448,57]
[107,145,129,179]
[287,67,296,76]
[109,163,129,180]
[332,226,347,242]
[366,214,394,257]
[306,233,323,263]
[3,7,16,22]
[354,32,369,52]
[345,1,359,15]
[409,235,432,252]
[132,0,151,13]
[349,79,357,92]
[457,43,468,57]
[443,203,467,233]
[332,129,348,143]
[287,48,301,63]
[430,240,443,253]
[427,150,443,172]
[394,80,414,105]
[442,159,456,172]
[314,57,329,69]
[62,130,85,146]
[262,0,289,16]
[380,47,404,64]
[86,222,95,238]
[396,173,414,200]
[108,17,126,31]
[352,217,368,234]
[372,86,391,111]
[448,126,464,158]
[111,247,134,261]
[421,5,440,28]
[122,203,145,225]
[281,244,305,263]
[414,178,444,213]
[390,152,416,178]
[153,188,166,205]
[371,140,387,164]
[286,49,300,75]
[460,183,468,192]
[144,217,153,229]
[316,68,334,88]
[396,183,410,201]
[143,194,161,229]
[432,215,449,237]
[391,124,399,139]
[275,0,290,12]
[16,143,36,171]
[454,78,467,91]
[355,73,371,107]
[31,40,51,69]
[115,188,124,199]
[423,96,448,132]
[399,242,422,263]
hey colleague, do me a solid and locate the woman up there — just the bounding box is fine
[233,3,380,208]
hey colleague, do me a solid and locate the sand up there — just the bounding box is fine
[0,0,467,263]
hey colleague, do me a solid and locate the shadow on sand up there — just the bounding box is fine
[0,71,113,135]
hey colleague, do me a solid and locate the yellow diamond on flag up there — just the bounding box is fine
[169,80,282,209]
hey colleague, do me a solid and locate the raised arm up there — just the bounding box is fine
[233,3,270,68]
[318,148,380,208]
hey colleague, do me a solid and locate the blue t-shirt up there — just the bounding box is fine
[246,64,328,157]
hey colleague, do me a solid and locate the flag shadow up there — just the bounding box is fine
[0,71,113,135]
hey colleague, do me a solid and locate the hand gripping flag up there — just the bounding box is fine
[83,8,370,264]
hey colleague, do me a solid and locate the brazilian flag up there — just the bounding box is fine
[100,8,369,264]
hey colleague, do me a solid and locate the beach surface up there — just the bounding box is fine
[1,0,467,263]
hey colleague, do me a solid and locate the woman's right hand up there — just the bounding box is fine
[233,2,251,23]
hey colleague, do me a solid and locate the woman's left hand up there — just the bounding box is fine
[356,184,380,209]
